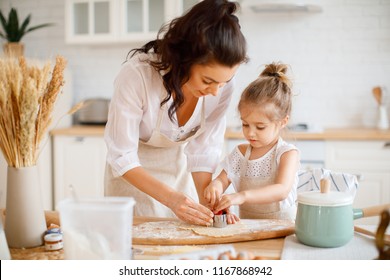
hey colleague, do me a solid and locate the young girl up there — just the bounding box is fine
[204,62,300,222]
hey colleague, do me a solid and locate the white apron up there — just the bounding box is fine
[105,98,206,217]
[238,145,296,220]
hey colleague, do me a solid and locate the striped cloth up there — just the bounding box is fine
[297,168,359,197]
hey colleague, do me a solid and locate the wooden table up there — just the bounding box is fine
[7,211,285,260]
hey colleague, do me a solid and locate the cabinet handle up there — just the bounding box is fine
[355,174,364,181]
[384,142,390,149]
[75,137,84,142]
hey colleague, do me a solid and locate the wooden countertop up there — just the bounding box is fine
[50,125,390,141]
[50,125,105,136]
[7,211,284,260]
[226,127,390,141]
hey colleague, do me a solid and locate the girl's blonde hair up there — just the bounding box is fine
[238,62,292,121]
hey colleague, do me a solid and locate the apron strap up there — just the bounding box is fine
[154,103,166,134]
[156,97,205,133]
[244,145,252,159]
[239,145,252,177]
[200,97,206,127]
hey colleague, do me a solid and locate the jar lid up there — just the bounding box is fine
[44,233,62,242]
[297,190,353,206]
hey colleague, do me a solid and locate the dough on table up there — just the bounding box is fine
[179,222,248,237]
[132,219,293,241]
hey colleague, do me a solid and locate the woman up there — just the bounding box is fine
[104,0,247,226]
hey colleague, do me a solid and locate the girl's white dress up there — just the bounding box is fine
[221,138,299,220]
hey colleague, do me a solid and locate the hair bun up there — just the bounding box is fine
[209,0,239,22]
[267,72,280,78]
[260,62,287,78]
[224,0,238,15]
[260,62,291,88]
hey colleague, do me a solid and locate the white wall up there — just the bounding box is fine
[1,0,390,129]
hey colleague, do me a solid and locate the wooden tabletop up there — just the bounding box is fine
[132,217,285,260]
[50,125,390,141]
[7,212,285,260]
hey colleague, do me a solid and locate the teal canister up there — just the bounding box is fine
[295,179,356,248]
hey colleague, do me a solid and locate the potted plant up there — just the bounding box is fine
[0,7,53,57]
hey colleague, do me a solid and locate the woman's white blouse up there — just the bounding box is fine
[104,53,234,177]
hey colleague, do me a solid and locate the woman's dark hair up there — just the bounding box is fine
[127,0,248,121]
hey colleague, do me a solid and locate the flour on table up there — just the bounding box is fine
[179,223,248,237]
[132,221,197,240]
[132,220,248,239]
[132,219,289,239]
[132,219,294,245]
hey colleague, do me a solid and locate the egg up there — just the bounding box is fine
[254,256,267,260]
[218,251,235,260]
[236,251,254,260]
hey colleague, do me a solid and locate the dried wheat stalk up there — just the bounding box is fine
[0,56,67,168]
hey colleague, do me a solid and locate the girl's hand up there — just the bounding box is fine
[203,180,224,209]
[169,192,214,226]
[214,193,245,213]
[225,208,240,224]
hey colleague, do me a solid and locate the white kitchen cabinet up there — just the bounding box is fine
[65,0,117,44]
[65,0,200,44]
[52,135,107,208]
[326,141,390,224]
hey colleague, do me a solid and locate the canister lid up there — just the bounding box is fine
[297,178,354,206]
[297,190,353,206]
[44,233,63,242]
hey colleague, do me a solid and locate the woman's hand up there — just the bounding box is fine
[214,192,246,213]
[203,179,224,210]
[169,192,214,226]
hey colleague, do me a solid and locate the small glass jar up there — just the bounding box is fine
[44,233,63,251]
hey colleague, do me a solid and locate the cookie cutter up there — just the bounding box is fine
[213,211,227,228]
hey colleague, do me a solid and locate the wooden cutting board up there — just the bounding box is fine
[132,218,295,245]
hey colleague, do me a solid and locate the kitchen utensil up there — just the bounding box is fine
[58,197,135,259]
[372,86,382,105]
[372,86,389,130]
[376,208,390,260]
[74,98,110,125]
[354,226,390,246]
[295,178,390,248]
[213,214,227,228]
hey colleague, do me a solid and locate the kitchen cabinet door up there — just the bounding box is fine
[65,0,118,44]
[118,0,200,42]
[65,0,200,44]
[326,140,390,225]
[120,0,167,42]
[53,135,107,208]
